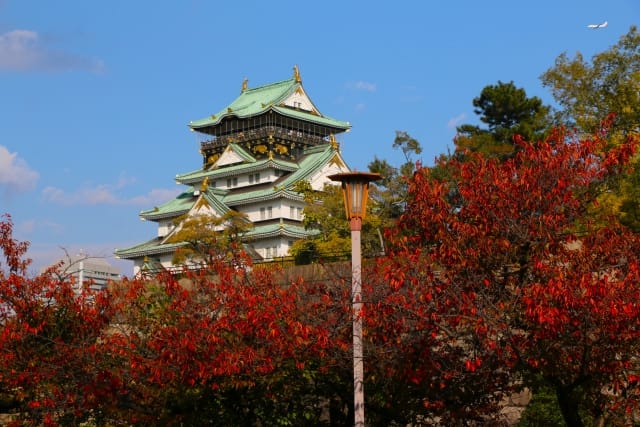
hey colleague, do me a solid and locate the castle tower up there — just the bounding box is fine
[115,67,352,275]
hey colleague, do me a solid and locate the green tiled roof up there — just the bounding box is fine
[139,187,231,221]
[115,224,316,260]
[202,190,231,215]
[176,157,298,185]
[189,78,350,131]
[270,105,350,129]
[115,238,187,259]
[140,190,196,220]
[223,188,302,206]
[279,144,343,187]
[244,223,317,240]
[218,144,341,206]
[139,144,344,225]
[175,144,342,209]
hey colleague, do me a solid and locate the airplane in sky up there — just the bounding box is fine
[587,21,608,29]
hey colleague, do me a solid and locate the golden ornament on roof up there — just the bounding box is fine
[201,177,209,191]
[293,65,301,83]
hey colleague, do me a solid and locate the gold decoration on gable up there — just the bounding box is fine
[200,177,209,191]
[329,154,345,168]
[207,153,220,166]
[194,197,210,210]
[252,144,268,154]
[329,134,339,150]
[241,78,248,92]
[274,143,289,155]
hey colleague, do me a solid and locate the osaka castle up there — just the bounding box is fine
[115,66,352,275]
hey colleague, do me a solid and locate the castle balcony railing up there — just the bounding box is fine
[200,126,332,152]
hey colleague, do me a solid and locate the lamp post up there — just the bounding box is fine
[328,171,382,427]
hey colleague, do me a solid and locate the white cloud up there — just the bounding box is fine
[17,218,63,236]
[349,81,377,92]
[0,29,105,73]
[129,188,183,206]
[41,183,181,207]
[447,113,467,129]
[0,145,39,194]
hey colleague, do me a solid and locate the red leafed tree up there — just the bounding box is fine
[0,214,120,426]
[377,120,640,426]
[101,258,350,425]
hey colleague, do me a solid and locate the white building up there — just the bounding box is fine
[115,67,352,275]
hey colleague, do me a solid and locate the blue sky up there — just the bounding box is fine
[1,0,637,275]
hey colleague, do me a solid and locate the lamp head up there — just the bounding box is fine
[328,172,382,220]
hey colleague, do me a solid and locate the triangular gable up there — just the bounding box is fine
[213,144,255,168]
[307,152,350,190]
[281,85,320,115]
[160,193,228,244]
[278,145,350,191]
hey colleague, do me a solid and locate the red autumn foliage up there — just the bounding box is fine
[376,120,640,425]
[0,214,119,426]
[0,214,355,425]
[2,119,640,425]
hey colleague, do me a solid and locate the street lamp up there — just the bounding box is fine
[328,171,382,427]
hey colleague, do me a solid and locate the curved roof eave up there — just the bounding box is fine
[270,106,351,131]
[115,240,186,259]
[189,78,298,129]
[176,158,298,185]
[190,106,350,133]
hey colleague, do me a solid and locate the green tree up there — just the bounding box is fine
[368,131,423,220]
[291,131,424,264]
[541,25,640,231]
[167,210,252,267]
[541,25,640,137]
[289,181,385,263]
[455,81,552,158]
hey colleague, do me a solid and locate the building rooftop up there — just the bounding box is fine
[189,68,350,133]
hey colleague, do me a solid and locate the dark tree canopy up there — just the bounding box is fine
[455,81,552,158]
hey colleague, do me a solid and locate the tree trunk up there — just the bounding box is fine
[556,387,584,427]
